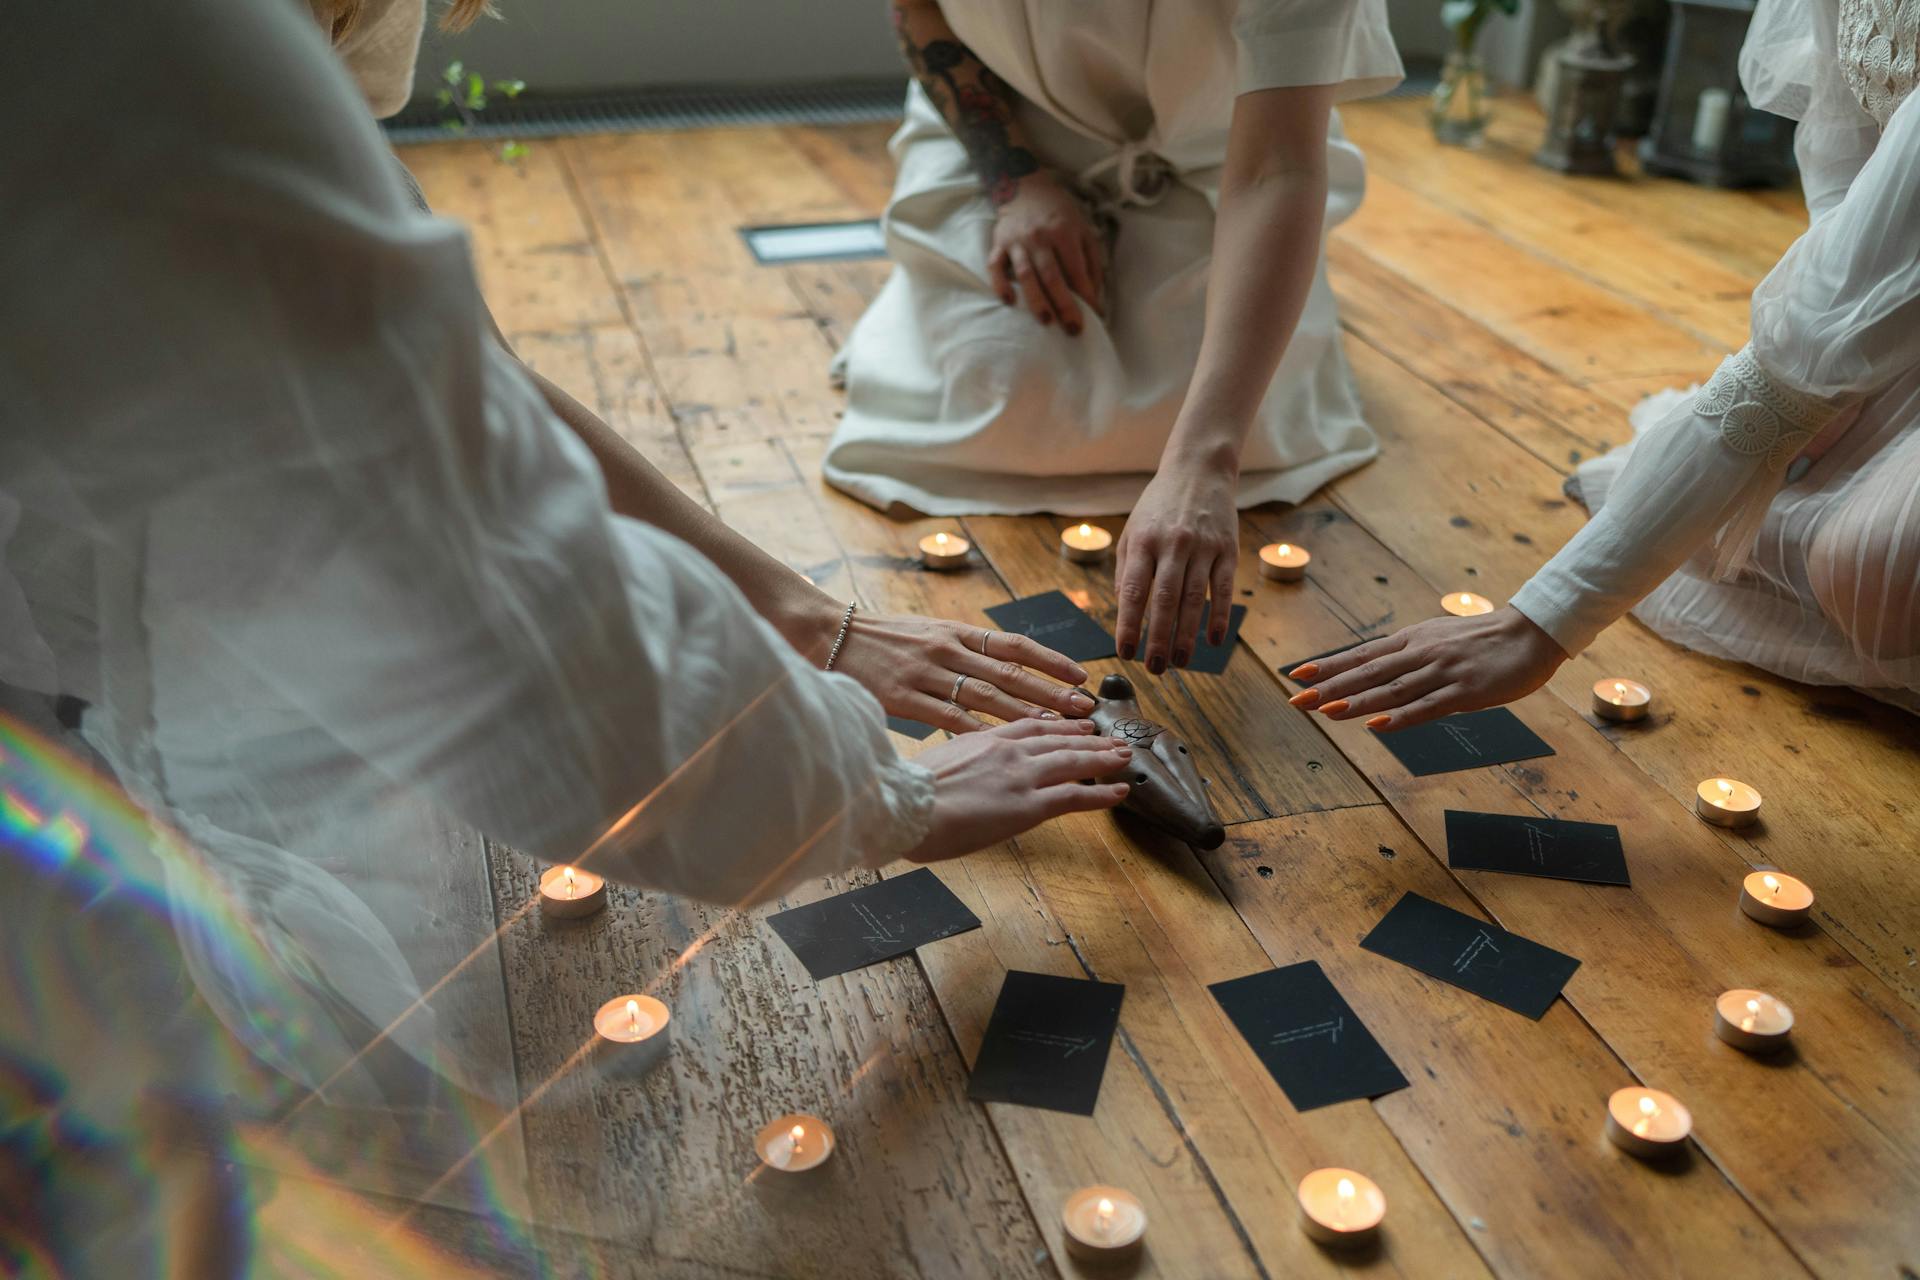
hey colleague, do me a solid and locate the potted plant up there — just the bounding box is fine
[1431,0,1520,146]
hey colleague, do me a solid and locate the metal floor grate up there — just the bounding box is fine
[382,79,908,143]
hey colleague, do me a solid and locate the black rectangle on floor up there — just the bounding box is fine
[1445,810,1630,886]
[1182,603,1247,675]
[968,970,1124,1116]
[1209,961,1408,1112]
[985,591,1117,663]
[1375,708,1554,777]
[767,868,979,982]
[1360,891,1580,1020]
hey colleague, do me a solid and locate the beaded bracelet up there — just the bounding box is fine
[823,600,858,671]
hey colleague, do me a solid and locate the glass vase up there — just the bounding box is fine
[1431,50,1491,147]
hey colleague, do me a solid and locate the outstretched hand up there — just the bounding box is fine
[906,718,1132,862]
[1287,606,1570,731]
[1113,466,1239,673]
[834,611,1097,732]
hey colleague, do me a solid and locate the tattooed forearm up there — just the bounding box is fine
[892,0,1038,205]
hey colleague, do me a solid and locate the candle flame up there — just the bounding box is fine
[563,866,577,898]
[1458,594,1473,606]
[1278,543,1292,556]
[1612,681,1627,704]
[1078,524,1093,537]
[934,533,948,547]
[1718,779,1734,798]
[1763,873,1780,896]
[789,1124,805,1145]
[1746,998,1761,1016]
[1630,1094,1659,1137]
[1337,1178,1355,1201]
[1639,1096,1657,1116]
[626,999,640,1036]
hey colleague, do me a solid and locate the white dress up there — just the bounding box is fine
[1510,0,1920,708]
[822,0,1403,516]
[0,0,932,1103]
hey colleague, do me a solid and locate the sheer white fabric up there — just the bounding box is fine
[0,0,933,1099]
[1509,0,1920,707]
[821,0,1403,516]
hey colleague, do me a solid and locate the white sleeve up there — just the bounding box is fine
[1232,0,1404,101]
[0,0,933,908]
[1512,93,1920,656]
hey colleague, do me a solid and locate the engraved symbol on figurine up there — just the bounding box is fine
[1453,930,1501,973]
[1009,1028,1099,1058]
[1442,721,1484,758]
[1085,675,1225,850]
[1271,1017,1344,1047]
[853,901,899,946]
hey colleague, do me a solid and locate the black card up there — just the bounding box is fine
[1181,604,1247,676]
[968,970,1124,1116]
[885,715,938,740]
[767,868,980,982]
[985,591,1117,663]
[1445,810,1630,887]
[1209,961,1407,1112]
[1360,891,1579,1020]
[1375,708,1554,777]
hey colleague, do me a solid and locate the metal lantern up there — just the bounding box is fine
[1536,0,1636,175]
[1639,0,1796,186]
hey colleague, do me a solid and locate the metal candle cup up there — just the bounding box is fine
[1591,677,1651,723]
[1696,777,1762,828]
[592,994,670,1080]
[754,1114,835,1173]
[1297,1168,1385,1248]
[1604,1087,1692,1159]
[1257,542,1311,582]
[1059,523,1114,564]
[1738,870,1813,927]
[1713,989,1794,1053]
[1061,1185,1146,1261]
[1441,591,1495,617]
[918,531,972,571]
[538,864,608,918]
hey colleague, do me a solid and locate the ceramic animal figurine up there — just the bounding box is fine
[1087,674,1225,850]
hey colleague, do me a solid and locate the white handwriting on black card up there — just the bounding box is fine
[1441,721,1485,759]
[1525,823,1554,867]
[852,901,898,945]
[1008,1029,1099,1058]
[1270,1017,1344,1048]
[1453,930,1501,973]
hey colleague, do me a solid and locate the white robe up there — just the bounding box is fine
[1510,0,1920,708]
[822,0,1404,516]
[0,0,933,1101]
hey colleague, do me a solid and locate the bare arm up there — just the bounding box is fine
[892,0,1038,205]
[1114,85,1335,670]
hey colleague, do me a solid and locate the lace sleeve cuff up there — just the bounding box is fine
[1695,344,1842,469]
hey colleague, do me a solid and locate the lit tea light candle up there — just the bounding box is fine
[538,864,607,918]
[1738,870,1813,928]
[1297,1168,1386,1248]
[1713,988,1794,1053]
[754,1113,835,1173]
[1059,522,1114,564]
[1441,591,1495,617]
[592,994,670,1079]
[1061,1185,1146,1261]
[1591,677,1651,723]
[1696,777,1762,828]
[1604,1086,1691,1159]
[1258,542,1311,582]
[917,531,971,571]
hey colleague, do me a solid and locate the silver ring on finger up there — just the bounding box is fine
[978,629,992,656]
[949,673,969,705]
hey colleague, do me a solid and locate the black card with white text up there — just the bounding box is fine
[984,592,1117,663]
[767,869,979,982]
[1209,961,1408,1112]
[1360,891,1580,1020]
[1375,708,1555,777]
[1445,810,1630,887]
[968,970,1124,1116]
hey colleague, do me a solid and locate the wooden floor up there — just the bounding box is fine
[390,97,1920,1279]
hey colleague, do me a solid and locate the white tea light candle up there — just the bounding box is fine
[592,994,669,1079]
[1696,777,1762,828]
[538,864,607,918]
[1257,542,1311,582]
[1591,677,1651,723]
[1738,870,1813,928]
[1713,989,1794,1053]
[1441,591,1494,617]
[1059,523,1114,564]
[918,531,971,571]
[1605,1086,1691,1159]
[754,1114,835,1173]
[1297,1168,1385,1247]
[1061,1185,1146,1261]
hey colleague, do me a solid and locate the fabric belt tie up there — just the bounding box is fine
[1078,141,1175,211]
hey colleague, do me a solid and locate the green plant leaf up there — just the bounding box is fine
[494,79,526,99]
[435,88,453,107]
[442,60,464,86]
[500,140,530,163]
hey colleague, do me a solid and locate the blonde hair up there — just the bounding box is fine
[315,0,492,43]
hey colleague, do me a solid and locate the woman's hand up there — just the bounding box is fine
[1287,606,1570,731]
[906,719,1133,862]
[1114,464,1239,673]
[834,610,1099,731]
[988,171,1104,335]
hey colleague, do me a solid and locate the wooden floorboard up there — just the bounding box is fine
[392,98,1920,1278]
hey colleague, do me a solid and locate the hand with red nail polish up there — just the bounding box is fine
[1114,465,1238,681]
